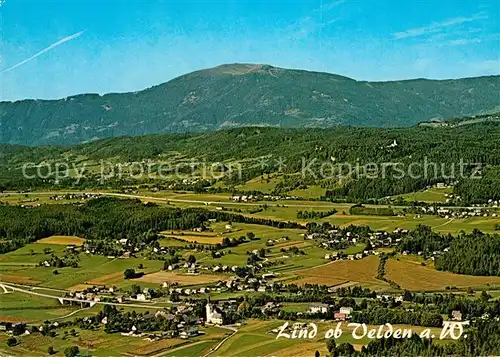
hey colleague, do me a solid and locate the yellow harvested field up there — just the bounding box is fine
[35,235,86,246]
[130,338,186,355]
[87,272,124,285]
[68,283,95,292]
[289,277,349,287]
[136,271,226,285]
[238,320,275,333]
[0,315,28,323]
[0,274,41,285]
[386,259,500,291]
[271,342,329,357]
[274,241,310,249]
[295,256,386,287]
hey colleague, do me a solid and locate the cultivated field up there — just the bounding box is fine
[214,319,454,357]
[11,190,500,235]
[35,236,86,246]
[235,174,283,193]
[86,272,125,285]
[0,325,226,357]
[286,276,350,287]
[0,274,41,285]
[193,223,317,269]
[127,338,187,355]
[136,271,227,286]
[293,256,388,289]
[386,259,500,291]
[0,243,164,289]
[288,185,327,199]
[0,292,79,323]
[160,232,224,245]
[397,187,453,203]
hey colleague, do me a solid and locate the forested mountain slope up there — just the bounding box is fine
[2,113,500,203]
[2,112,499,163]
[1,63,499,145]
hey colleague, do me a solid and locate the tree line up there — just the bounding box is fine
[397,226,500,276]
[0,197,304,253]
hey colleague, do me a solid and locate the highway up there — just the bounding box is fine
[14,191,492,210]
[100,192,494,211]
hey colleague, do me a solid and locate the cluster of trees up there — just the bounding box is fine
[376,253,400,289]
[435,230,500,276]
[349,204,394,217]
[0,198,205,252]
[351,306,443,327]
[169,179,213,193]
[402,290,500,320]
[323,176,439,202]
[75,304,204,334]
[246,249,267,265]
[398,226,500,276]
[0,197,304,253]
[335,286,377,299]
[221,235,249,248]
[376,254,388,280]
[123,269,144,280]
[396,225,454,258]
[279,246,306,256]
[38,253,79,268]
[454,167,500,204]
[297,209,337,220]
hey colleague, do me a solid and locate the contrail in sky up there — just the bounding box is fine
[1,31,84,73]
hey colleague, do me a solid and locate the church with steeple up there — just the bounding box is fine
[206,298,224,325]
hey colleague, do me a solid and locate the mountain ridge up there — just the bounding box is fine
[3,63,499,102]
[1,63,499,146]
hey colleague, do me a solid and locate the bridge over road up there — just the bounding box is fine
[0,282,169,310]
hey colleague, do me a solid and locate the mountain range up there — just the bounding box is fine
[1,63,499,146]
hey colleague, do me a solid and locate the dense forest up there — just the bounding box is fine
[0,197,302,253]
[435,231,500,276]
[397,226,500,276]
[1,114,500,202]
[396,225,454,257]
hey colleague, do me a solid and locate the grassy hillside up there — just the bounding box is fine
[1,63,499,145]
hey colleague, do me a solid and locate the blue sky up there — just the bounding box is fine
[1,0,499,101]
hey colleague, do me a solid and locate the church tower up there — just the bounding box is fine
[206,297,213,319]
[205,297,224,325]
